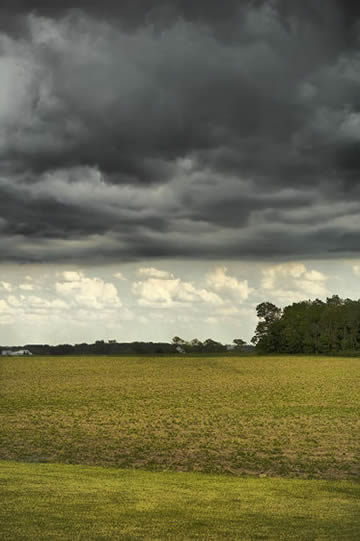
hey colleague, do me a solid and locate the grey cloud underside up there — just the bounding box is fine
[1,1,360,262]
[1,1,359,28]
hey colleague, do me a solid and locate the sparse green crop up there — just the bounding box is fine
[0,355,359,479]
[1,461,360,540]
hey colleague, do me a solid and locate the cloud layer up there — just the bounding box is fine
[1,2,360,261]
[0,260,344,344]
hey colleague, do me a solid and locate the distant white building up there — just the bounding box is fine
[1,350,33,356]
[176,345,186,354]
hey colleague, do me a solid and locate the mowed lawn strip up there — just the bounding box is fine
[0,355,359,478]
[1,461,360,541]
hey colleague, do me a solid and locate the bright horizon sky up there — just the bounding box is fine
[1,259,359,346]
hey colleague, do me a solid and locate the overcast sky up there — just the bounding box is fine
[1,1,360,345]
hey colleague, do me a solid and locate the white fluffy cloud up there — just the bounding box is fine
[206,266,253,300]
[133,267,223,307]
[261,263,328,303]
[0,298,18,324]
[0,269,131,339]
[137,267,174,279]
[113,271,126,280]
[0,293,68,325]
[0,281,13,292]
[262,263,307,289]
[19,284,34,291]
[56,271,121,309]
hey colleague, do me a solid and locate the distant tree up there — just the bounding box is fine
[203,338,224,351]
[94,340,107,354]
[190,338,203,347]
[255,302,282,323]
[172,336,186,345]
[326,295,343,306]
[233,338,247,347]
[251,302,282,351]
[251,295,360,354]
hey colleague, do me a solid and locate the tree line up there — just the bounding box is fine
[252,295,360,354]
[0,338,251,356]
[6,294,360,356]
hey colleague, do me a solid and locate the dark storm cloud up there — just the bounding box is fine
[1,1,360,262]
[0,1,261,31]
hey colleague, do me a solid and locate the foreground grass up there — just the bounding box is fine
[0,355,360,478]
[1,461,359,540]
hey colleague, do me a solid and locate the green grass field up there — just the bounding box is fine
[1,355,360,539]
[1,461,360,540]
[1,355,359,478]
